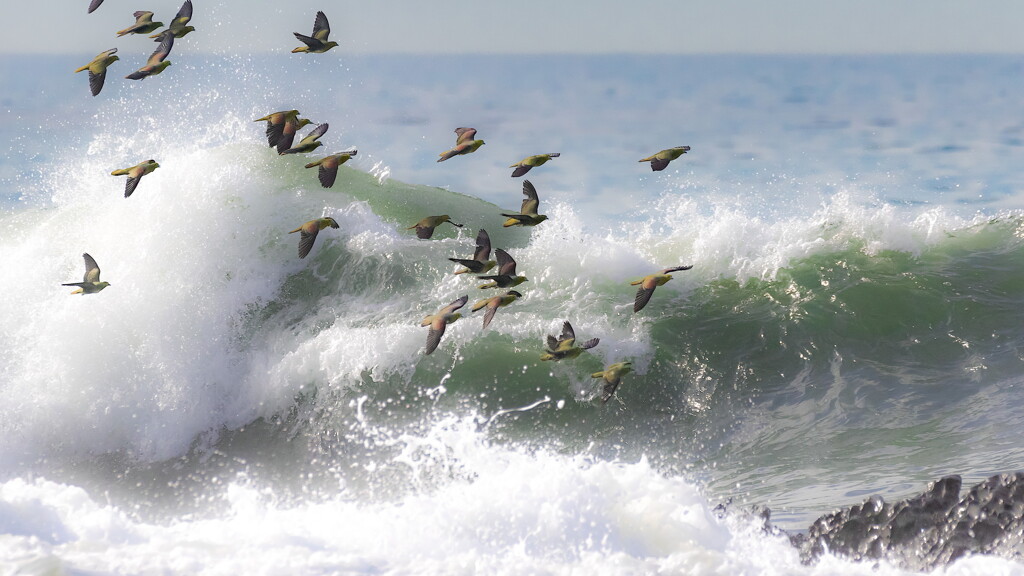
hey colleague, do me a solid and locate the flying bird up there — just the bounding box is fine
[437,127,485,162]
[110,159,159,198]
[280,123,329,155]
[639,146,691,172]
[292,11,338,53]
[304,149,358,188]
[288,217,339,259]
[471,290,522,330]
[150,0,194,41]
[501,180,548,227]
[477,248,527,289]
[448,229,495,275]
[591,362,633,403]
[631,265,693,312]
[62,253,110,295]
[407,215,463,239]
[509,153,560,177]
[253,110,312,153]
[125,34,174,80]
[116,11,164,36]
[420,295,468,355]
[88,0,104,14]
[74,48,119,96]
[540,321,599,361]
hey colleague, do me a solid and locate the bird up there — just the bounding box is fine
[88,0,104,13]
[639,146,691,172]
[437,127,485,162]
[471,290,522,330]
[501,180,548,227]
[110,159,159,198]
[292,11,338,54]
[62,253,110,295]
[125,34,174,80]
[280,123,329,155]
[540,321,599,361]
[253,110,312,153]
[288,217,339,259]
[591,362,633,403]
[420,295,468,355]
[631,265,693,312]
[304,149,358,188]
[150,0,194,41]
[407,215,463,239]
[74,48,119,96]
[116,11,164,36]
[509,153,560,177]
[448,229,496,275]
[477,248,527,289]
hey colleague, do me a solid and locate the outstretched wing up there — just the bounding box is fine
[634,285,656,313]
[88,0,104,13]
[481,302,498,330]
[454,127,476,145]
[148,34,174,65]
[520,180,540,215]
[440,295,469,316]
[88,70,108,96]
[299,123,329,145]
[649,157,670,171]
[424,324,446,355]
[82,253,101,283]
[511,165,532,178]
[312,11,331,41]
[297,228,319,258]
[173,0,193,24]
[578,338,600,350]
[494,248,516,276]
[558,321,575,344]
[473,229,491,261]
[661,265,694,274]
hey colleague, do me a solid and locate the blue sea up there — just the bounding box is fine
[1,45,1024,575]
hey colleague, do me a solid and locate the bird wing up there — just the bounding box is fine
[147,34,174,65]
[88,0,104,13]
[545,335,560,351]
[578,338,600,350]
[481,301,498,329]
[440,295,469,316]
[473,229,491,261]
[88,70,107,96]
[82,253,101,282]
[454,127,476,145]
[318,163,339,188]
[173,0,193,24]
[293,32,324,50]
[494,248,516,276]
[600,378,621,403]
[297,228,319,258]
[415,225,434,239]
[424,323,446,355]
[312,11,331,41]
[133,11,154,23]
[634,285,656,312]
[511,165,532,178]
[520,180,540,215]
[299,123,329,146]
[124,174,143,197]
[559,321,576,343]
[649,157,670,171]
[661,265,693,274]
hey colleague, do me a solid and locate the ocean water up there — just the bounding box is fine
[2,49,1024,575]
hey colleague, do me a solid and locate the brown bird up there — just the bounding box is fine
[110,159,159,197]
[253,110,312,154]
[448,229,496,275]
[407,215,463,239]
[420,295,468,355]
[631,265,693,312]
[304,149,358,188]
[509,153,560,177]
[116,11,164,36]
[540,321,599,361]
[471,290,522,330]
[280,123,329,155]
[62,253,110,295]
[591,362,633,403]
[477,248,527,289]
[125,34,173,80]
[639,146,691,172]
[292,11,339,54]
[74,48,119,96]
[288,217,339,259]
[150,0,194,41]
[501,180,548,227]
[437,127,485,162]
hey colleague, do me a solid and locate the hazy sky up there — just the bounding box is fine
[2,0,1023,54]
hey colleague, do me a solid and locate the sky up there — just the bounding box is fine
[2,0,1024,55]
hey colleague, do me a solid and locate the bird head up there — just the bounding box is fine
[110,55,120,63]
[97,282,111,289]
[535,215,549,224]
[326,41,340,49]
[447,312,463,323]
[155,61,172,72]
[297,118,313,128]
[179,26,196,37]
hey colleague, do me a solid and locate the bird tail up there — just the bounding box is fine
[74,64,89,73]
[110,168,130,176]
[291,47,307,54]
[590,371,604,379]
[303,159,323,169]
[638,155,655,163]
[629,279,642,286]
[288,227,302,234]
[540,352,556,361]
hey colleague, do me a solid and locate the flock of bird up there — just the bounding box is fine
[64,4,695,403]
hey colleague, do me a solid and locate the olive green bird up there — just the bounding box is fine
[420,295,468,355]
[407,215,463,239]
[448,229,496,275]
[150,0,194,41]
[305,148,358,188]
[88,0,104,14]
[631,265,693,312]
[253,110,312,154]
[477,248,527,289]
[280,123,329,155]
[471,290,522,330]
[540,321,599,362]
[437,127,485,162]
[74,48,119,96]
[509,153,560,177]
[592,361,633,403]
[501,180,548,227]
[289,217,339,259]
[125,34,174,80]
[292,11,339,53]
[110,159,159,198]
[62,253,110,295]
[639,146,691,172]
[116,11,164,36]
